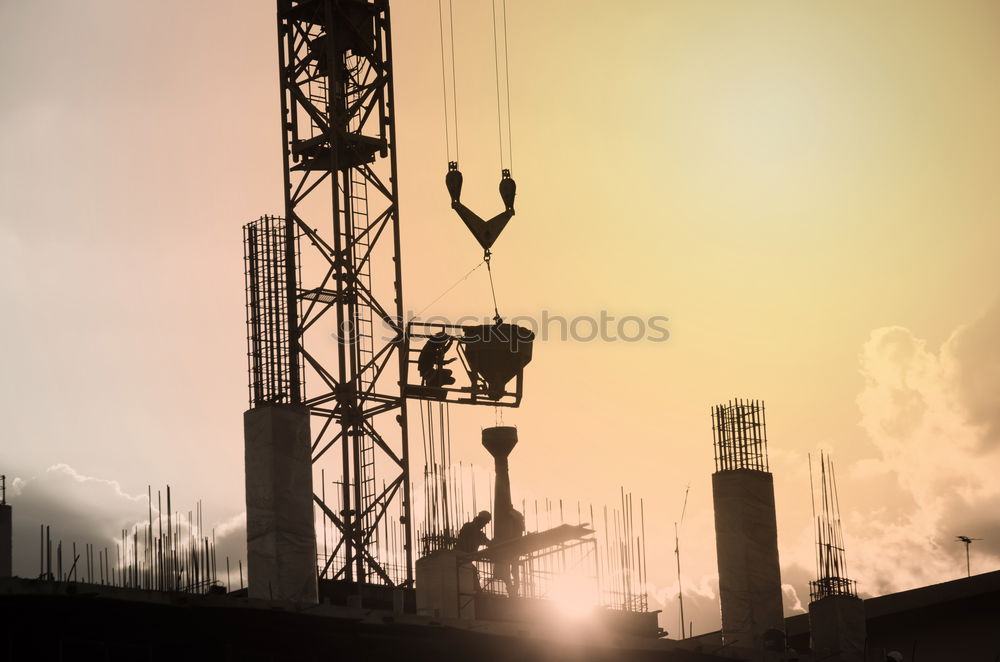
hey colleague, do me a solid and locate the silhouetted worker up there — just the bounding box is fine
[493,508,525,597]
[456,511,491,554]
[417,332,456,389]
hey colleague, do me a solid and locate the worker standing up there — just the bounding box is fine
[493,508,525,598]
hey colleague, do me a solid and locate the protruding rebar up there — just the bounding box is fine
[712,399,769,472]
[809,451,857,601]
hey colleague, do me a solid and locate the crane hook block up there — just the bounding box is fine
[446,162,516,252]
[499,169,515,211]
[446,161,463,203]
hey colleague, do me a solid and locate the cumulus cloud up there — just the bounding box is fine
[212,510,248,589]
[646,573,722,639]
[845,300,1000,595]
[947,302,1000,448]
[782,583,804,614]
[779,562,814,615]
[7,463,245,582]
[647,571,719,612]
[9,464,147,574]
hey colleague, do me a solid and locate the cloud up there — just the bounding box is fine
[646,573,722,639]
[212,511,248,590]
[647,571,719,611]
[947,301,1000,449]
[844,300,1000,595]
[782,583,804,614]
[7,464,145,578]
[778,562,814,616]
[6,463,245,582]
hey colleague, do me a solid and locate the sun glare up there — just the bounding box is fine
[547,573,600,621]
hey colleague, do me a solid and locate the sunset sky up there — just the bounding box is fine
[3,0,1000,635]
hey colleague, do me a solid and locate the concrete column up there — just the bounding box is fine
[0,503,11,579]
[712,469,785,650]
[415,550,477,619]
[809,595,866,662]
[244,404,317,603]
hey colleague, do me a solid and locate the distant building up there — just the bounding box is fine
[682,570,1000,660]
[786,570,1000,660]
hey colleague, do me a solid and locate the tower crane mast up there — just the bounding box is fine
[243,0,532,600]
[248,0,412,591]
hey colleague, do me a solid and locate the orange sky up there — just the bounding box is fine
[2,0,1000,635]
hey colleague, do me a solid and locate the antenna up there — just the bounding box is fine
[956,536,983,578]
[674,484,690,639]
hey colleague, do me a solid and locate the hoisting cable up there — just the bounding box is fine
[449,0,459,160]
[485,249,502,324]
[437,1,451,161]
[491,0,514,171]
[502,0,513,171]
[441,0,517,326]
[438,0,460,163]
[488,0,513,324]
[410,259,486,322]
[491,0,505,171]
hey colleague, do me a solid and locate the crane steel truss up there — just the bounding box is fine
[275,0,411,588]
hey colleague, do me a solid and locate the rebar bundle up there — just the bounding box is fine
[243,215,301,407]
[809,451,857,601]
[712,399,769,472]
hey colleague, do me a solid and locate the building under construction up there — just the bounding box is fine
[1,2,999,661]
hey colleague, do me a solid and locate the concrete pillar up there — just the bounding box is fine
[809,595,866,662]
[415,550,477,619]
[244,404,317,603]
[712,469,785,650]
[0,503,11,579]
